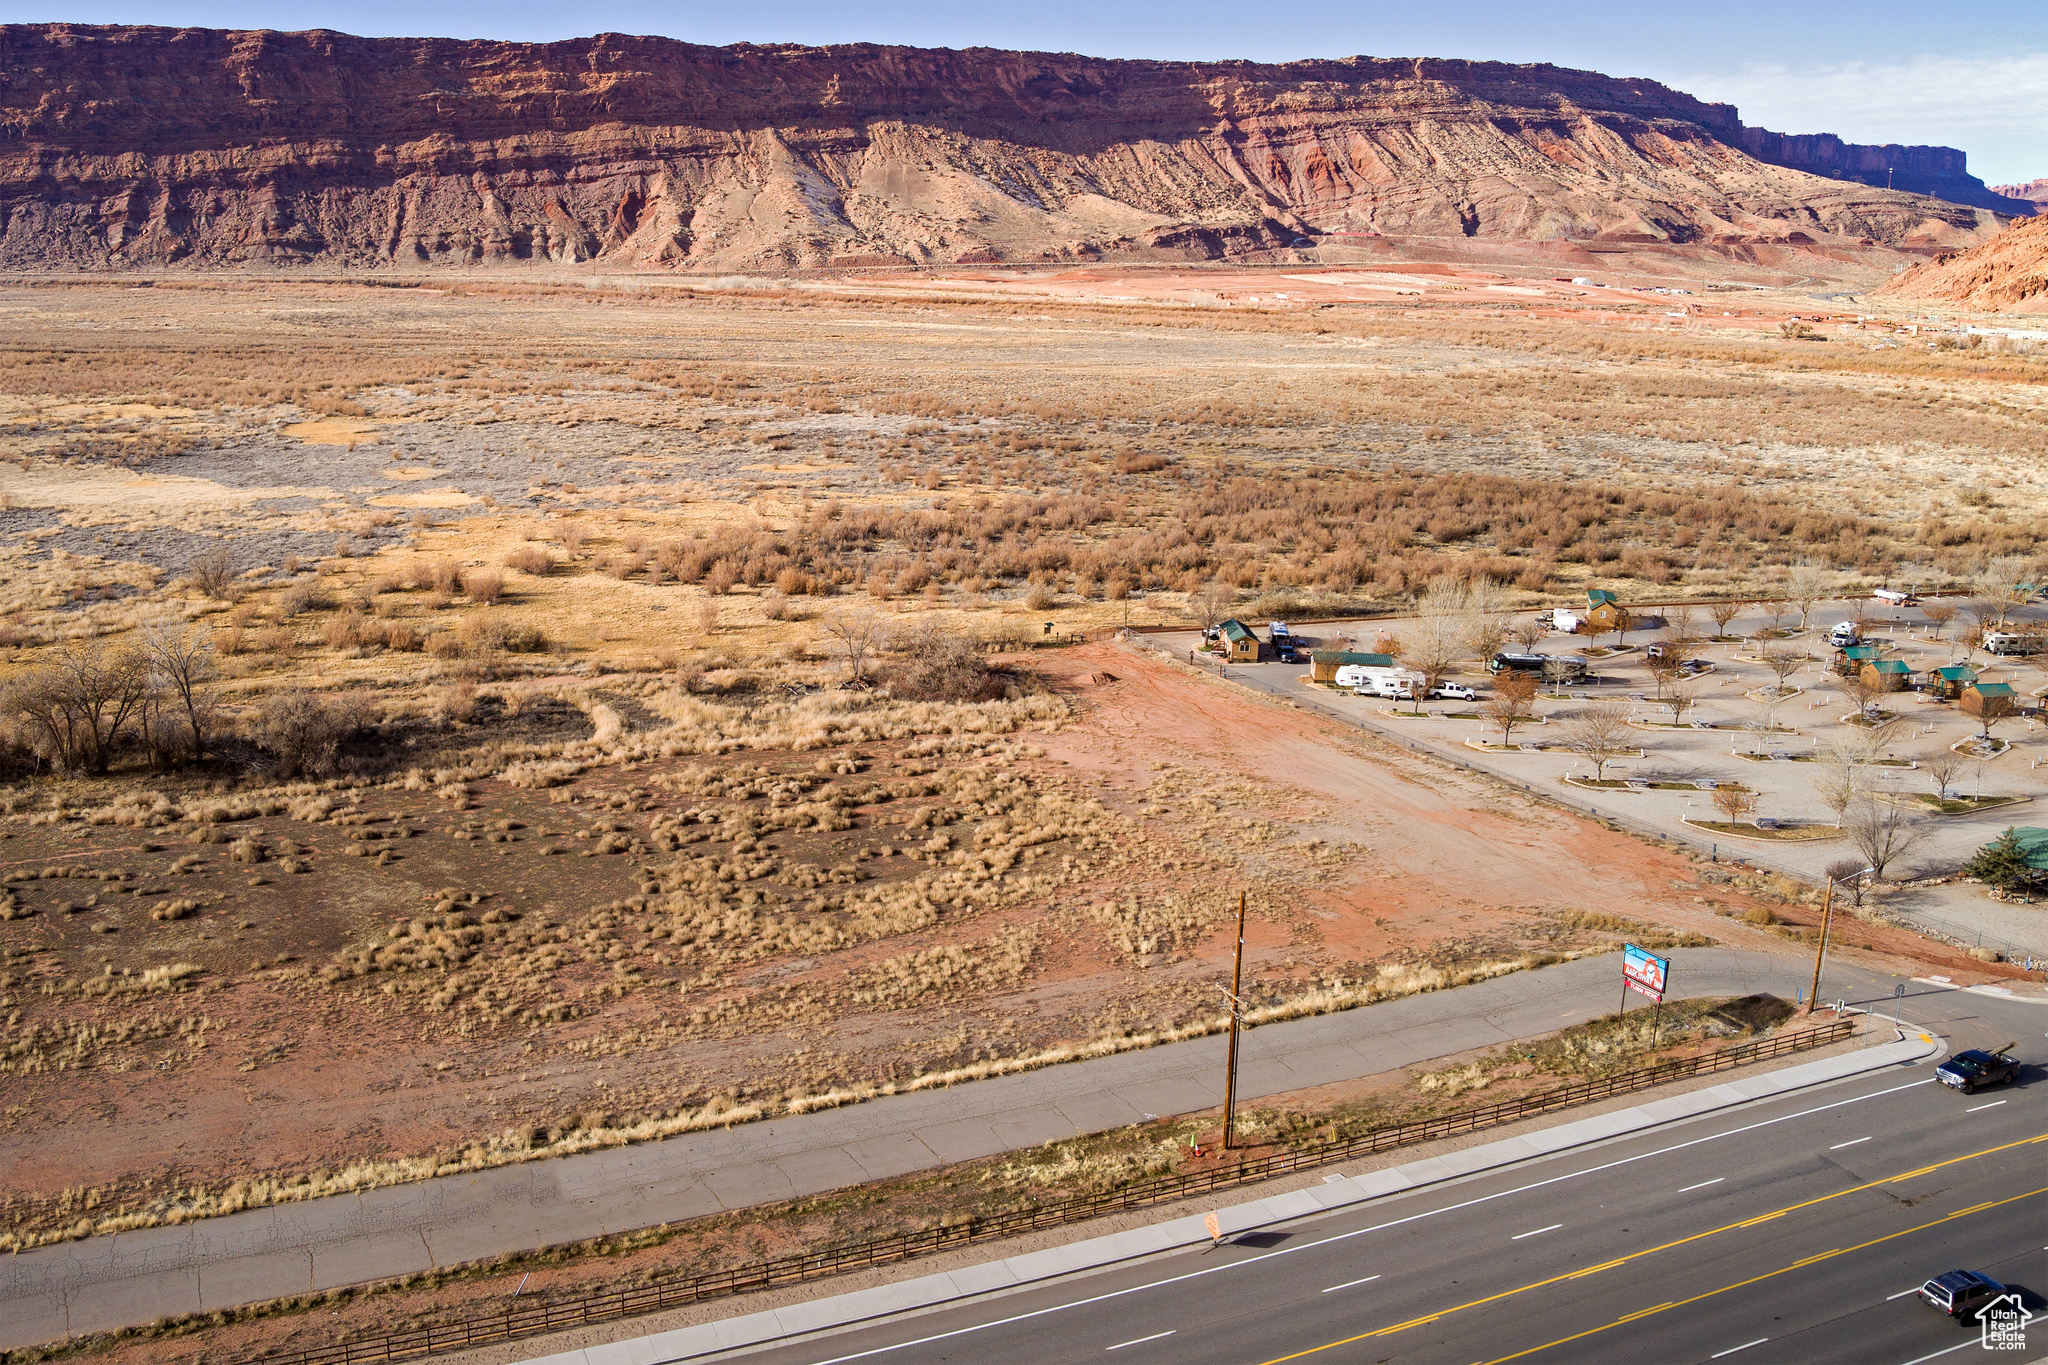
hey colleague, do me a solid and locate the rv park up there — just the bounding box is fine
[1164,591,2048,957]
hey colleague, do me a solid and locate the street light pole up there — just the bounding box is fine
[1222,890,1248,1150]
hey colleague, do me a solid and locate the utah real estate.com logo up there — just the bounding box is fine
[1980,1293,2031,1352]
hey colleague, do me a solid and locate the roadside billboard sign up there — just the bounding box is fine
[1622,943,1669,1002]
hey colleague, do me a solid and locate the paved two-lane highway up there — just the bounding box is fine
[733,1025,2044,1365]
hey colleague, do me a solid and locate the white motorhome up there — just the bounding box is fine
[1982,631,2045,656]
[1873,588,1915,607]
[1827,622,1861,648]
[1551,610,1584,634]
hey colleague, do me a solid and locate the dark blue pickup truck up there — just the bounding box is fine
[1935,1044,2019,1095]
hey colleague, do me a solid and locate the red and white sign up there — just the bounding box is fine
[1623,944,1669,1002]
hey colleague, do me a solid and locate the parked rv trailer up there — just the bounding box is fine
[1982,631,2045,656]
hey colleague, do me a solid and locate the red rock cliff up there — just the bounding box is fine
[0,26,2012,270]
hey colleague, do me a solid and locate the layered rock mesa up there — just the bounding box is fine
[1876,214,2048,313]
[1990,179,2048,210]
[0,25,2024,271]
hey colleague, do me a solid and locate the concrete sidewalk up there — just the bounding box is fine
[517,1033,1941,1365]
[1,946,1850,1349]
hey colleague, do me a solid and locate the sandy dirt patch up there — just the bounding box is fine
[283,419,383,445]
[366,488,478,508]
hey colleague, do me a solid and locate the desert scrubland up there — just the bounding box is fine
[0,265,2042,1281]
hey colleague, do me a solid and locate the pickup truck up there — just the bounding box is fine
[1935,1044,2019,1094]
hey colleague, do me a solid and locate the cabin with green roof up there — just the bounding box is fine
[1962,681,2019,730]
[1584,588,1625,632]
[1930,664,1978,700]
[1217,618,1260,662]
[1834,643,1882,676]
[1860,658,1912,693]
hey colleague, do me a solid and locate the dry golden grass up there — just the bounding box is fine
[0,274,2020,1267]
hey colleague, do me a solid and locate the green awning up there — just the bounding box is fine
[2012,828,2048,870]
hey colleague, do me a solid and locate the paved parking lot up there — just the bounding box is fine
[1140,596,2048,955]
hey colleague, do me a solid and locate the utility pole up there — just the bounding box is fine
[1222,890,1248,1150]
[1805,874,1836,1015]
[1807,864,1874,1013]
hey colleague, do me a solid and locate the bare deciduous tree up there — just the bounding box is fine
[821,607,888,686]
[1840,666,1884,720]
[1510,616,1547,652]
[1463,576,1514,662]
[1647,653,1682,699]
[1484,672,1538,747]
[1193,579,1237,633]
[1562,699,1634,781]
[1758,645,1803,697]
[1708,598,1746,639]
[1607,604,1634,647]
[1394,577,1478,713]
[1921,598,1959,641]
[1661,681,1699,726]
[1783,562,1830,630]
[1961,598,1999,646]
[1980,556,2029,628]
[1663,604,1700,654]
[1814,748,1862,827]
[143,620,219,762]
[189,545,239,599]
[1843,797,1928,880]
[1711,784,1758,824]
[1541,654,1578,697]
[1745,693,1784,754]
[1924,750,1966,802]
[1853,714,1906,765]
[2,640,151,774]
[1826,857,1873,906]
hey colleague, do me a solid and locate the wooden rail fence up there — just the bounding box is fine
[264,1020,1855,1364]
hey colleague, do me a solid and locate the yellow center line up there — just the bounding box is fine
[1473,1186,2048,1365]
[1615,1302,1676,1322]
[1252,1132,2048,1365]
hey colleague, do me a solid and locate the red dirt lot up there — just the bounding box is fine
[0,641,2010,1254]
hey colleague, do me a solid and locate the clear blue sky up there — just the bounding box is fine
[22,0,2047,183]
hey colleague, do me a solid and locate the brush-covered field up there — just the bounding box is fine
[0,270,2037,1262]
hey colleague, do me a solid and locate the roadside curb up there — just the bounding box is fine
[520,1033,1935,1365]
[1913,976,2048,1006]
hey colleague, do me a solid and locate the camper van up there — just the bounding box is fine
[1827,622,1862,648]
[1873,588,1916,607]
